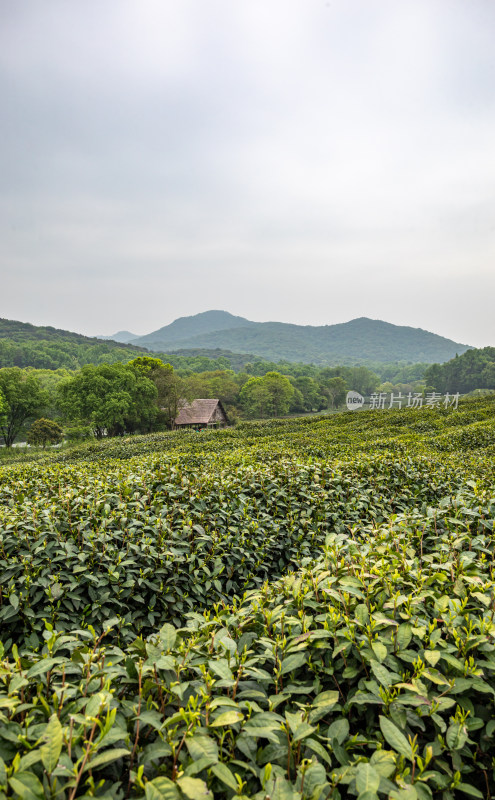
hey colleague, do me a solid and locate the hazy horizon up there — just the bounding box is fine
[2,1,495,348]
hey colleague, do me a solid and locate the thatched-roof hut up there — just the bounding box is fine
[174,399,229,430]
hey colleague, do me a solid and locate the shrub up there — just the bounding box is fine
[26,417,63,447]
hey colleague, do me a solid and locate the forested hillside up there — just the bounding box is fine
[0,317,431,382]
[0,318,148,369]
[0,319,255,373]
[133,309,253,347]
[425,346,495,392]
[130,311,470,364]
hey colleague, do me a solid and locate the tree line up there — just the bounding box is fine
[6,345,492,448]
[0,359,386,447]
[0,332,431,383]
[424,347,495,393]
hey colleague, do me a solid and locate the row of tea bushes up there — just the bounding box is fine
[1,396,494,797]
[0,452,468,648]
[0,482,494,798]
[2,397,495,468]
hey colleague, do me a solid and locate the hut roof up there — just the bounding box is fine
[174,398,228,426]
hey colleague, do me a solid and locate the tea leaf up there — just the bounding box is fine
[177,776,213,799]
[379,716,412,759]
[40,714,62,773]
[209,711,244,727]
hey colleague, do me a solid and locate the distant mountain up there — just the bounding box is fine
[131,312,471,365]
[135,310,254,349]
[98,330,138,344]
[0,313,473,371]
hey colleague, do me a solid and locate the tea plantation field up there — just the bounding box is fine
[0,398,494,799]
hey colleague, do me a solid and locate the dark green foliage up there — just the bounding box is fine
[166,347,258,370]
[65,425,94,442]
[374,361,430,384]
[0,368,49,447]
[288,376,327,412]
[425,346,495,393]
[1,480,495,797]
[57,363,158,437]
[0,450,462,649]
[319,376,347,409]
[240,372,296,418]
[1,397,495,797]
[319,365,380,396]
[0,389,7,424]
[127,358,184,429]
[0,317,150,369]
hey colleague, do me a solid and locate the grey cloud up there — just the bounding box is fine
[1,0,494,347]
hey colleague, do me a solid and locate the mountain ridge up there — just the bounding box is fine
[0,313,472,370]
[132,310,254,347]
[121,311,471,365]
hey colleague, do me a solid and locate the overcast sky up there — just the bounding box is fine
[1,0,494,347]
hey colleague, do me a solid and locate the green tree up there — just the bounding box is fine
[319,366,379,396]
[240,372,295,418]
[321,376,347,408]
[24,368,73,420]
[424,348,495,393]
[127,356,166,375]
[182,370,240,412]
[57,363,157,438]
[292,376,326,412]
[344,366,379,396]
[288,387,306,413]
[0,368,49,447]
[239,377,272,418]
[65,425,94,442]
[128,357,185,429]
[262,372,295,416]
[27,418,64,447]
[152,365,184,429]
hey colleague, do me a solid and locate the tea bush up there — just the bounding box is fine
[0,455,465,648]
[0,396,494,798]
